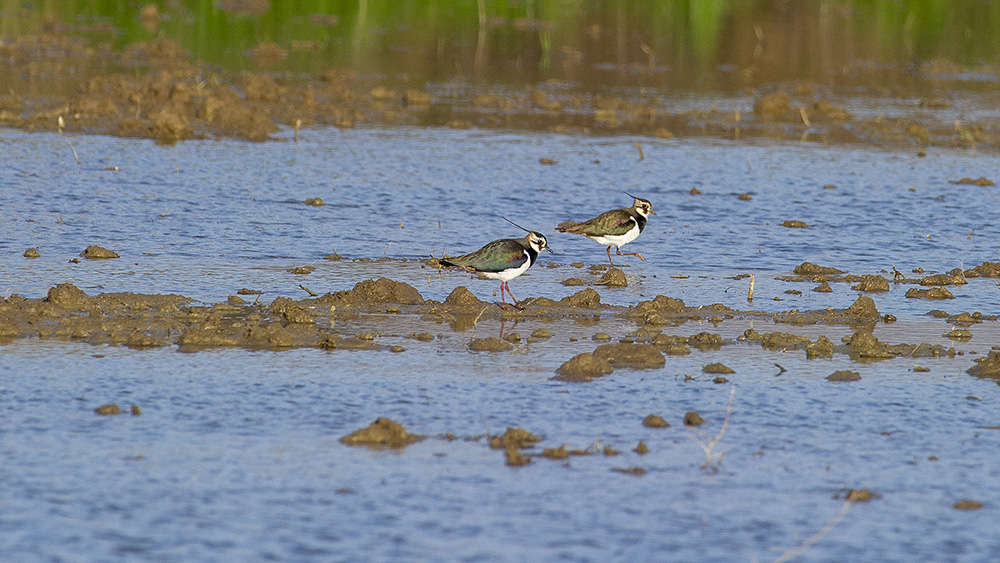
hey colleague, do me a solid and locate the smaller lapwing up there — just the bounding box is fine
[440,219,551,310]
[556,194,655,266]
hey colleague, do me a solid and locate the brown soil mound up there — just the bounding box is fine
[554,352,614,382]
[340,417,423,448]
[593,343,665,369]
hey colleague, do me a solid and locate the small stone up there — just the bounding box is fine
[633,441,649,454]
[23,248,40,258]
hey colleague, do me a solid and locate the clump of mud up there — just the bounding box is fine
[505,448,530,466]
[80,245,120,259]
[806,335,835,359]
[967,351,1000,380]
[702,362,734,374]
[444,286,483,307]
[851,275,890,293]
[595,268,627,287]
[94,404,121,415]
[683,412,706,426]
[965,261,1000,278]
[553,352,613,382]
[953,500,985,510]
[919,272,967,286]
[847,331,894,360]
[793,262,845,276]
[468,337,513,352]
[318,278,424,308]
[773,295,883,326]
[560,288,603,308]
[740,330,812,351]
[906,287,955,299]
[489,427,542,450]
[593,343,665,369]
[642,414,670,428]
[827,370,861,382]
[94,403,141,415]
[840,489,881,502]
[340,417,423,448]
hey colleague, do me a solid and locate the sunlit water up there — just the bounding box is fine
[2,126,1000,561]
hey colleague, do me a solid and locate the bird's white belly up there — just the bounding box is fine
[479,251,531,282]
[591,222,640,248]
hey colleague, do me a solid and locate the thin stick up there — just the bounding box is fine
[298,284,318,297]
[686,384,736,468]
[773,499,853,563]
[65,138,81,165]
[747,274,755,303]
[469,304,489,342]
[634,141,644,161]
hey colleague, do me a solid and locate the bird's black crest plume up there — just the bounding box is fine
[624,190,640,200]
[502,216,532,233]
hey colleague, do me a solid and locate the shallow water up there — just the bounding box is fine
[2,126,1000,561]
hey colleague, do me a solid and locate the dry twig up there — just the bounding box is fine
[686,384,735,469]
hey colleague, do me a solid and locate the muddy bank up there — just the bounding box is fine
[2,273,996,379]
[2,35,999,151]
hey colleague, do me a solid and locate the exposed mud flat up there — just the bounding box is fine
[3,265,997,382]
[2,35,999,151]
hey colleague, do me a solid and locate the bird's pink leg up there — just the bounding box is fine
[615,247,646,261]
[504,282,522,310]
[606,246,615,266]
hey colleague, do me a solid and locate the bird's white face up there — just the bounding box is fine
[633,198,656,217]
[527,232,551,253]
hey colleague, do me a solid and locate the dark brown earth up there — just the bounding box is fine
[340,417,424,448]
[642,414,670,428]
[2,36,999,150]
[1,266,996,378]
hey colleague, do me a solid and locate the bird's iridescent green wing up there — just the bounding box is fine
[565,208,636,237]
[446,238,528,273]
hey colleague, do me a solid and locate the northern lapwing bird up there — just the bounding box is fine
[555,194,655,266]
[440,220,551,310]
